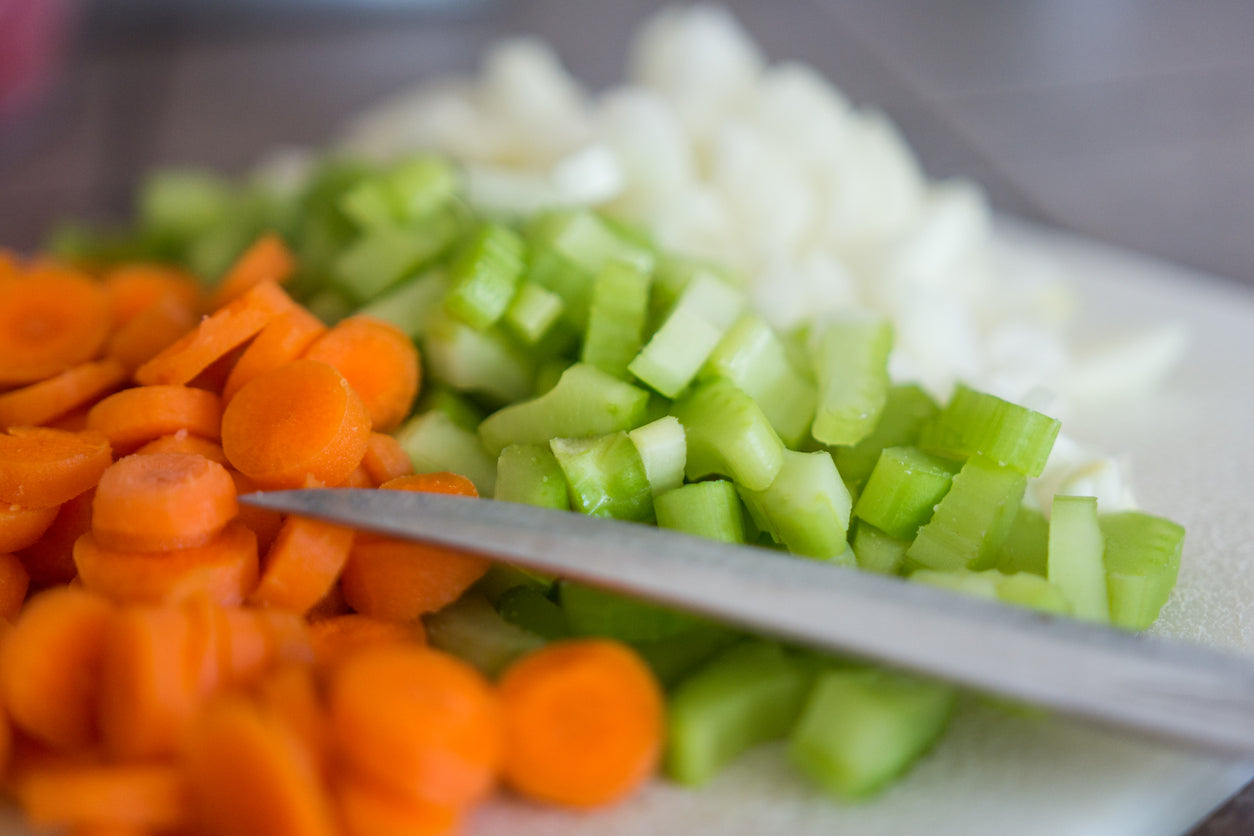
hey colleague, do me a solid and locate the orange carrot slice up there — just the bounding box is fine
[102,262,201,327]
[134,280,296,387]
[207,232,297,311]
[308,614,425,672]
[379,471,477,496]
[336,776,463,836]
[253,664,331,779]
[221,360,372,490]
[0,587,114,750]
[0,358,127,430]
[91,453,237,552]
[0,264,111,386]
[330,645,501,808]
[249,515,355,614]
[497,639,664,808]
[302,316,420,433]
[0,553,31,621]
[135,431,227,464]
[73,520,259,606]
[360,433,415,485]
[15,763,188,832]
[229,469,283,553]
[105,293,198,375]
[16,488,94,588]
[222,306,327,403]
[86,384,222,452]
[0,504,59,554]
[0,427,112,508]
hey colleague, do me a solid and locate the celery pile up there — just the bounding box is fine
[58,155,1185,801]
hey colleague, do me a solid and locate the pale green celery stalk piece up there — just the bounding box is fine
[701,313,817,449]
[788,668,956,800]
[833,384,940,493]
[670,377,784,491]
[905,455,1026,572]
[654,480,747,545]
[332,210,461,303]
[919,383,1061,478]
[850,521,910,575]
[531,357,573,397]
[1046,495,1109,622]
[478,363,650,455]
[422,309,536,405]
[809,315,894,446]
[650,251,739,322]
[549,431,655,523]
[395,410,497,497]
[996,505,1050,577]
[911,568,1072,616]
[628,272,745,398]
[496,585,570,640]
[503,281,565,346]
[357,269,450,339]
[666,641,814,786]
[852,446,957,540]
[737,449,852,560]
[412,385,486,433]
[424,593,544,678]
[444,223,527,330]
[387,156,462,224]
[1100,511,1185,630]
[494,443,570,511]
[582,261,653,379]
[628,415,687,497]
[559,582,706,643]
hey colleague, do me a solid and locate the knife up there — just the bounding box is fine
[243,487,1254,756]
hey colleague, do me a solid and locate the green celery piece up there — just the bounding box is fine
[478,363,650,455]
[550,432,654,523]
[655,481,747,545]
[357,269,450,339]
[919,383,1061,478]
[424,593,544,678]
[531,357,572,397]
[582,261,653,379]
[853,446,957,540]
[474,564,553,606]
[503,281,565,346]
[996,505,1050,577]
[628,416,687,497]
[628,272,745,398]
[395,410,497,497]
[139,169,235,244]
[737,449,852,560]
[414,385,486,433]
[340,156,460,228]
[1048,495,1109,622]
[700,313,817,449]
[666,641,814,786]
[633,624,743,690]
[445,223,527,330]
[1100,511,1185,630]
[850,522,910,575]
[496,585,571,640]
[332,210,461,303]
[911,568,1071,616]
[649,251,738,322]
[833,384,940,493]
[422,309,536,405]
[809,316,894,446]
[789,668,956,800]
[906,455,1027,572]
[670,377,784,491]
[494,444,570,510]
[560,582,706,643]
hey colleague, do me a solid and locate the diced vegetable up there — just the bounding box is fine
[1047,495,1109,622]
[809,316,893,447]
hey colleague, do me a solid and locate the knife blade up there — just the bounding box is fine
[243,487,1254,756]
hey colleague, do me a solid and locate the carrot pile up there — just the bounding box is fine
[0,238,665,835]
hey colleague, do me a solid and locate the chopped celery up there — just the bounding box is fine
[810,316,894,446]
[332,211,461,303]
[920,383,1061,478]
[422,309,536,405]
[414,385,486,433]
[357,269,450,339]
[395,410,497,497]
[628,416,687,497]
[475,563,553,605]
[445,223,527,330]
[655,481,747,545]
[634,624,744,689]
[478,363,650,455]
[560,582,705,643]
[996,505,1050,577]
[906,455,1026,572]
[424,593,545,678]
[582,261,653,379]
[788,668,955,799]
[737,449,852,559]
[850,522,910,575]
[1100,511,1185,630]
[340,156,459,228]
[649,252,738,321]
[531,357,572,397]
[911,568,1071,616]
[628,272,745,398]
[700,313,817,449]
[667,641,814,786]
[833,384,940,492]
[1047,495,1109,622]
[503,281,565,346]
[550,431,655,523]
[671,377,784,491]
[853,446,957,540]
[494,443,570,510]
[139,169,235,244]
[496,585,571,640]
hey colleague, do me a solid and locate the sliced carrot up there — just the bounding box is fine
[497,639,664,808]
[73,520,259,606]
[14,763,188,832]
[134,280,296,387]
[135,431,228,465]
[106,293,198,375]
[183,694,337,836]
[0,358,127,429]
[340,465,373,488]
[0,504,59,553]
[0,587,114,750]
[208,233,297,311]
[230,470,283,553]
[309,614,425,672]
[221,360,372,490]
[0,264,111,386]
[361,432,414,485]
[86,384,222,453]
[188,341,248,395]
[45,405,92,432]
[92,453,237,552]
[0,427,112,508]
[336,776,462,836]
[0,701,11,783]
[222,307,327,403]
[0,553,31,620]
[249,515,354,614]
[379,471,477,496]
[329,645,501,808]
[16,488,94,587]
[302,315,420,433]
[102,262,201,327]
[253,664,331,780]
[341,539,490,622]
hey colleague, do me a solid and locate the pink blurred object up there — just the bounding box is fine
[0,0,75,121]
